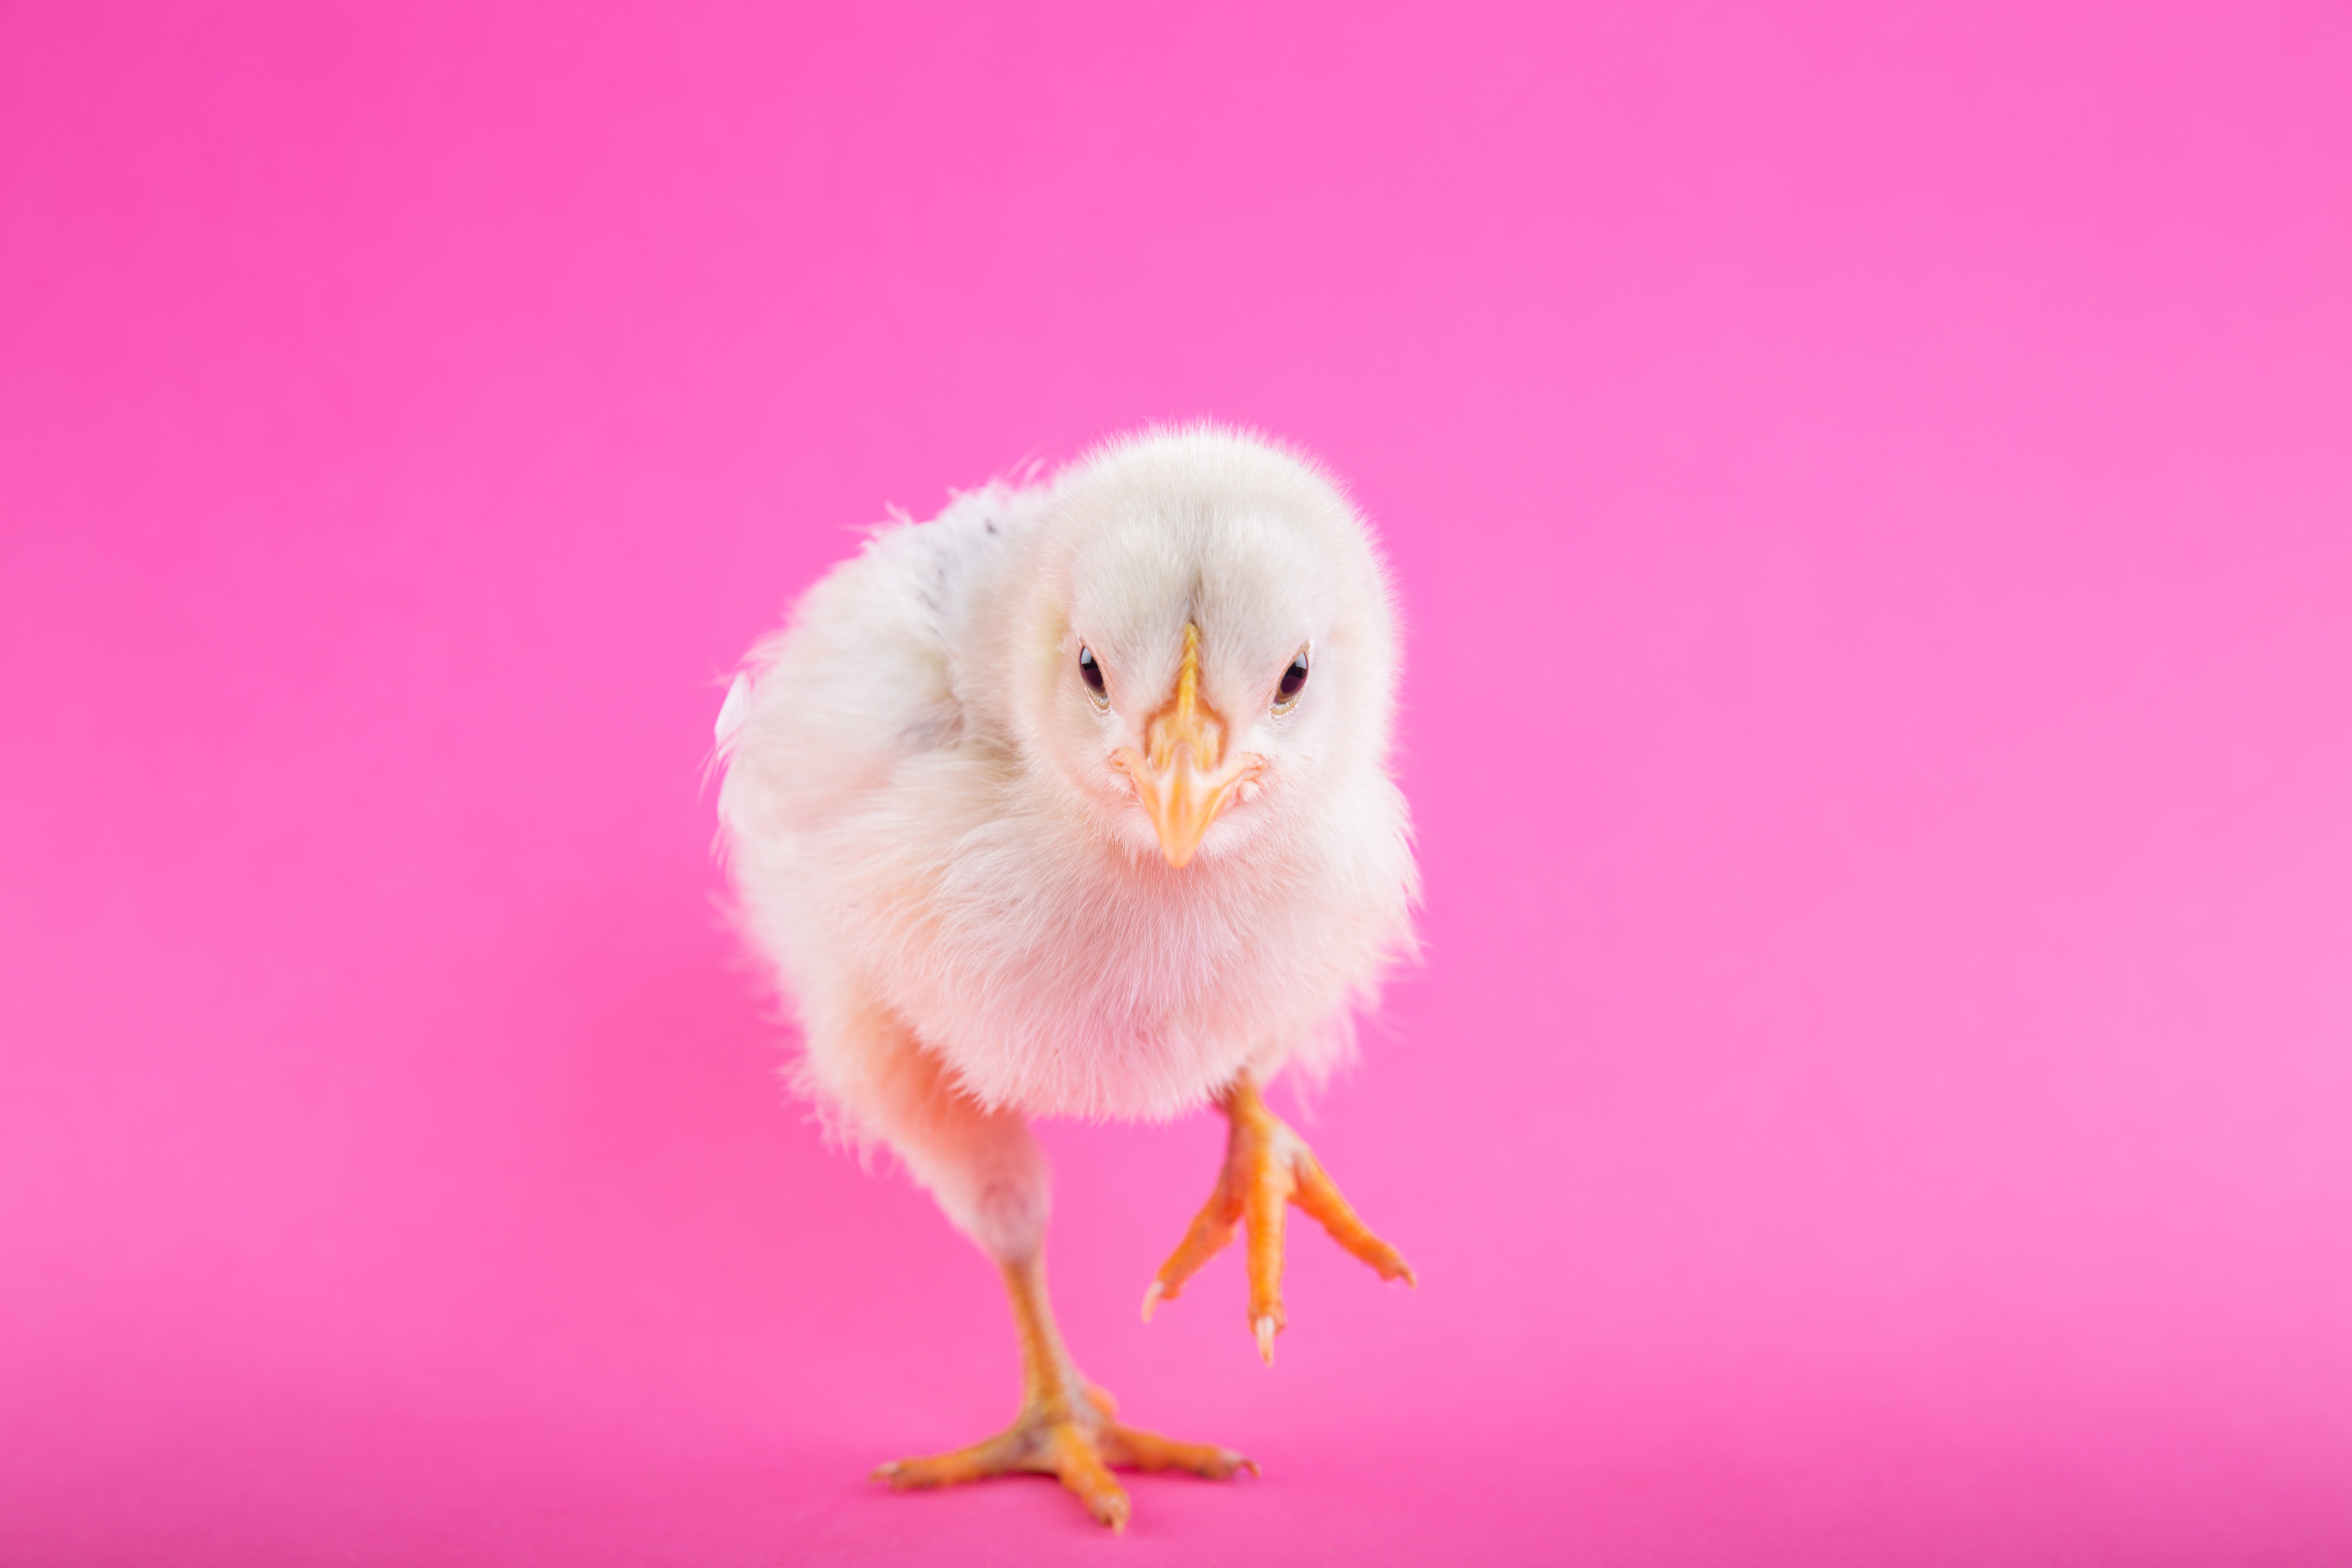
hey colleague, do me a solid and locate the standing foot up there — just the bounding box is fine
[873,1384,1255,1532]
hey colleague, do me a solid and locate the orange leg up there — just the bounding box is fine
[1143,1069,1415,1365]
[873,1249,1255,1531]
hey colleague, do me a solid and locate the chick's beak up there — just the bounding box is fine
[1111,624,1265,869]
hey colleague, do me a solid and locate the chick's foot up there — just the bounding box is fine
[873,1383,1255,1532]
[1143,1069,1416,1364]
[873,1251,1253,1530]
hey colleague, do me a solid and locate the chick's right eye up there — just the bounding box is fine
[1078,644,1106,698]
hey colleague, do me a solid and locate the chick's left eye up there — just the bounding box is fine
[1276,650,1309,706]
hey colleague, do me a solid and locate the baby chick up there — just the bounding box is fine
[715,425,1418,1529]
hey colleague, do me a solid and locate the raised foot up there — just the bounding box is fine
[872,1385,1255,1532]
[1144,1071,1415,1365]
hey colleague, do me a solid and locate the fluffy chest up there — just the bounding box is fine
[851,789,1347,1119]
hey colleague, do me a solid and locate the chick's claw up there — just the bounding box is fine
[873,1402,1252,1532]
[1290,1149,1419,1287]
[1140,1186,1244,1323]
[1145,1071,1415,1364]
[873,1417,1130,1531]
[1101,1423,1259,1480]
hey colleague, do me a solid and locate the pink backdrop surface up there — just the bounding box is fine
[7,2,2352,1562]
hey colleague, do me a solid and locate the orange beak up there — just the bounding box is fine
[1111,624,1265,869]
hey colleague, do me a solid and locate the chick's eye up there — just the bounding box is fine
[1078,644,1107,700]
[1275,649,1309,710]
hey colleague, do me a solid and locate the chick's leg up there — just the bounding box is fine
[874,1247,1256,1531]
[848,1015,1252,1530]
[1143,1069,1415,1365]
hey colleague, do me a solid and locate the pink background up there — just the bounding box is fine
[6,2,2352,1561]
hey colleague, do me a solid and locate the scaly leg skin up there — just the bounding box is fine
[1143,1068,1416,1365]
[872,1249,1256,1531]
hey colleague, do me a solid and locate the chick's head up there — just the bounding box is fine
[1009,427,1400,870]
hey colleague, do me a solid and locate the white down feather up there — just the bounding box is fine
[716,425,1417,1142]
